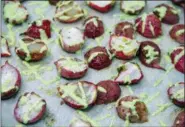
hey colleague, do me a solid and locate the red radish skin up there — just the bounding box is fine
[1,61,21,100]
[170,24,185,44]
[96,80,121,105]
[167,82,184,107]
[173,111,185,127]
[84,46,112,70]
[1,36,11,57]
[14,92,46,124]
[135,13,162,38]
[114,62,144,85]
[54,57,88,79]
[138,41,165,71]
[57,81,97,109]
[84,16,104,39]
[69,119,92,127]
[153,4,179,25]
[87,1,115,13]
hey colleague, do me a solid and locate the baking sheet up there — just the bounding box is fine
[1,0,184,127]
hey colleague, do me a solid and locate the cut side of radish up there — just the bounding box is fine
[115,62,143,85]
[14,92,46,124]
[1,36,11,57]
[69,119,92,127]
[57,81,97,109]
[1,61,21,100]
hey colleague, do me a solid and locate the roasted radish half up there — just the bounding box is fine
[1,36,11,57]
[54,1,85,23]
[59,27,85,53]
[57,81,97,109]
[21,19,51,39]
[170,46,184,74]
[172,0,185,9]
[170,24,185,44]
[84,46,112,70]
[69,119,92,127]
[116,96,148,123]
[135,13,162,38]
[3,1,28,25]
[54,57,88,79]
[109,35,139,60]
[96,80,121,104]
[14,92,46,124]
[1,61,21,100]
[167,82,184,107]
[173,110,185,127]
[15,37,48,62]
[48,0,60,5]
[115,62,143,85]
[120,1,146,15]
[139,41,165,71]
[83,16,104,39]
[87,0,115,13]
[153,4,179,25]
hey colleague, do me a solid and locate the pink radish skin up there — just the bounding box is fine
[1,61,21,100]
[54,57,88,79]
[173,110,185,127]
[167,82,184,107]
[139,41,165,71]
[1,36,11,57]
[14,92,46,124]
[69,119,92,127]
[114,62,144,85]
[57,81,97,109]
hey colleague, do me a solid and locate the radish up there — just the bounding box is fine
[167,82,184,107]
[54,1,85,23]
[1,61,21,100]
[138,41,165,71]
[14,92,46,124]
[54,57,88,79]
[172,0,185,9]
[114,62,143,85]
[87,0,115,13]
[69,119,92,127]
[1,36,11,57]
[59,27,85,53]
[173,111,185,127]
[170,24,184,44]
[109,35,139,60]
[57,81,97,109]
[3,1,28,25]
[48,0,60,5]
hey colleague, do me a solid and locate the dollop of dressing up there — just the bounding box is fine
[144,45,159,64]
[122,1,145,13]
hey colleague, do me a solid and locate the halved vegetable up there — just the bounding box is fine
[170,24,184,44]
[173,110,185,127]
[114,62,143,85]
[54,57,88,79]
[109,35,139,60]
[57,81,97,109]
[1,36,11,57]
[59,27,85,53]
[15,37,48,62]
[1,61,21,100]
[87,0,115,13]
[48,0,60,5]
[138,41,165,71]
[167,82,184,107]
[172,0,185,9]
[14,92,46,124]
[69,119,92,127]
[54,1,85,23]
[3,1,29,25]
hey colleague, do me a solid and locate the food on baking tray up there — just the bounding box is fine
[15,37,48,62]
[3,0,28,25]
[21,19,51,39]
[173,110,185,127]
[54,1,85,23]
[1,61,21,100]
[59,27,85,53]
[172,0,185,9]
[167,82,184,107]
[1,36,11,57]
[69,119,92,127]
[120,0,146,15]
[54,57,88,79]
[115,62,144,85]
[84,46,112,70]
[87,0,115,13]
[138,41,165,71]
[109,35,139,60]
[170,46,184,74]
[57,81,97,109]
[153,4,179,25]
[116,96,148,123]
[135,13,162,38]
[14,92,46,124]
[48,0,60,5]
[114,21,135,39]
[96,80,121,105]
[170,24,185,44]
[83,16,104,39]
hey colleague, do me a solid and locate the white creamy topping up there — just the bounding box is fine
[121,1,145,13]
[89,1,112,7]
[84,17,99,27]
[88,52,106,62]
